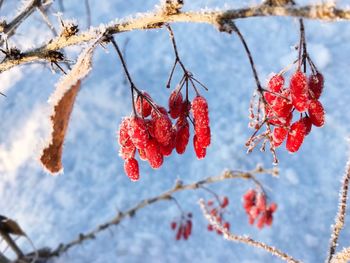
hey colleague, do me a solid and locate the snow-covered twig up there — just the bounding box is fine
[41,166,277,258]
[1,3,350,73]
[327,158,350,262]
[199,199,301,263]
[330,247,350,263]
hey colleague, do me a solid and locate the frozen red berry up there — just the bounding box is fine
[193,135,206,159]
[169,90,183,119]
[192,96,209,127]
[118,117,131,146]
[269,90,293,118]
[221,196,229,208]
[273,127,288,148]
[119,139,136,159]
[136,91,152,117]
[144,139,163,169]
[195,125,211,148]
[308,100,325,127]
[291,92,310,112]
[308,72,324,100]
[286,120,307,153]
[128,117,149,149]
[153,114,173,145]
[175,118,190,154]
[124,158,139,181]
[301,116,312,135]
[268,74,284,92]
[290,71,308,95]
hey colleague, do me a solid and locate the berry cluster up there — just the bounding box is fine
[206,196,231,235]
[265,71,325,153]
[243,189,277,229]
[247,19,326,161]
[118,91,211,181]
[170,213,193,240]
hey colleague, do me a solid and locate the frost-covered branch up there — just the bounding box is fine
[327,158,350,262]
[199,199,301,263]
[0,0,47,46]
[1,2,350,73]
[40,166,277,259]
[330,247,350,263]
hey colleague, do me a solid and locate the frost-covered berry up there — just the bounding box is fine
[118,117,131,146]
[269,90,293,118]
[308,72,324,100]
[273,127,288,147]
[136,91,152,117]
[268,74,284,92]
[160,128,176,156]
[290,71,308,95]
[286,120,307,153]
[175,118,190,154]
[301,116,312,135]
[291,92,310,112]
[195,125,211,148]
[153,114,173,145]
[169,90,183,119]
[119,139,136,159]
[124,158,139,181]
[192,95,209,127]
[144,139,163,169]
[308,100,325,127]
[128,117,149,149]
[193,135,206,159]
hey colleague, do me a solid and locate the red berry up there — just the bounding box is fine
[308,72,324,100]
[176,225,183,240]
[185,220,192,237]
[290,71,308,95]
[136,91,152,117]
[193,135,206,159]
[267,110,292,127]
[124,158,139,181]
[181,100,191,116]
[286,120,307,153]
[144,139,163,169]
[171,221,177,230]
[273,127,288,148]
[207,224,213,231]
[169,90,183,119]
[153,114,173,145]
[291,92,310,112]
[223,222,230,231]
[269,203,278,213]
[301,116,312,135]
[128,117,149,149]
[221,196,229,208]
[192,96,209,127]
[118,117,131,146]
[195,125,211,148]
[268,74,284,92]
[119,139,136,159]
[269,90,293,118]
[308,100,325,127]
[256,194,266,212]
[160,128,176,156]
[257,213,267,229]
[175,118,190,154]
[151,106,168,119]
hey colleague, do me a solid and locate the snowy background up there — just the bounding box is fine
[0,0,350,262]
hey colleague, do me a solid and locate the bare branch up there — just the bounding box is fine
[199,199,301,263]
[0,0,43,46]
[330,247,350,263]
[43,166,277,258]
[327,157,350,262]
[1,3,350,73]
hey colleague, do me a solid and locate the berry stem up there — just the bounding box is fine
[110,36,138,115]
[166,58,178,89]
[165,24,187,74]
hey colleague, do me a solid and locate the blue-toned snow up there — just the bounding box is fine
[0,0,350,262]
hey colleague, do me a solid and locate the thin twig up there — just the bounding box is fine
[199,199,301,263]
[2,3,350,73]
[327,158,350,262]
[43,166,275,259]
